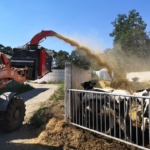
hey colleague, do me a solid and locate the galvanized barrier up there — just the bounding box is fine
[66,89,150,150]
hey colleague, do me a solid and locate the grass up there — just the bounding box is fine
[29,105,49,128]
[47,80,64,84]
[29,82,65,128]
[0,80,34,95]
[49,83,64,101]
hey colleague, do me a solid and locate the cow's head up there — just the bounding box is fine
[81,81,96,90]
[133,89,149,105]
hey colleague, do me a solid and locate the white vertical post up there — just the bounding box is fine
[64,62,72,123]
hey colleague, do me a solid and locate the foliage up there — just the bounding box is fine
[52,49,92,70]
[29,106,48,128]
[69,50,91,70]
[49,83,64,101]
[110,9,150,57]
[29,102,60,127]
[0,44,13,56]
[104,10,150,73]
[53,50,70,69]
[47,80,64,84]
[29,101,64,128]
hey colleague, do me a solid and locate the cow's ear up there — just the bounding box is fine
[146,88,150,91]
[93,82,96,86]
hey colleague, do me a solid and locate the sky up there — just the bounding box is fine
[0,0,150,54]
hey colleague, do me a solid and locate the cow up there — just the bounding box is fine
[82,91,131,140]
[100,90,131,139]
[80,81,131,140]
[109,90,131,119]
[81,81,96,90]
[133,89,150,132]
[79,81,113,130]
[79,81,113,105]
[78,87,110,128]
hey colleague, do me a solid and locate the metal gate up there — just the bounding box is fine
[66,89,150,150]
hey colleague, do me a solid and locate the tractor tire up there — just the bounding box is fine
[3,96,25,132]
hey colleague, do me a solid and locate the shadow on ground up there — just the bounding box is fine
[0,123,65,150]
[0,143,64,150]
[0,123,60,150]
[0,124,35,140]
[18,88,49,102]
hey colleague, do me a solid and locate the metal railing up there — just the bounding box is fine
[67,89,150,150]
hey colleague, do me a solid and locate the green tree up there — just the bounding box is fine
[0,44,13,55]
[110,9,150,57]
[3,46,13,55]
[70,50,91,70]
[0,44,5,52]
[54,50,70,69]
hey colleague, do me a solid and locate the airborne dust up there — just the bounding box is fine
[55,33,131,92]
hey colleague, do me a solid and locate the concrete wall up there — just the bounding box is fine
[33,69,65,83]
[126,72,150,82]
[71,65,92,89]
[65,62,92,122]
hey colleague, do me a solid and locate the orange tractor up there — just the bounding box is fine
[0,30,56,131]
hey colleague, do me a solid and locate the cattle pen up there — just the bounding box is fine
[64,62,150,150]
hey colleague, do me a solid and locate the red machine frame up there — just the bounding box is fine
[0,53,27,88]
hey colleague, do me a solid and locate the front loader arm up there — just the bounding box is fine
[0,67,27,88]
[0,53,11,68]
[0,52,27,88]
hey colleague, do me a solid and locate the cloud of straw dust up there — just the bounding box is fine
[102,43,150,92]
[66,33,107,53]
[55,34,112,73]
[55,33,131,91]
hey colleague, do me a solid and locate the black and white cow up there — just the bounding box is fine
[79,81,113,130]
[109,90,131,118]
[79,81,131,140]
[81,81,96,90]
[81,81,113,92]
[133,89,150,132]
[79,81,113,104]
[80,81,130,119]
[102,89,131,139]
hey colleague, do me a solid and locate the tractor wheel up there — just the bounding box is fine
[3,96,25,132]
